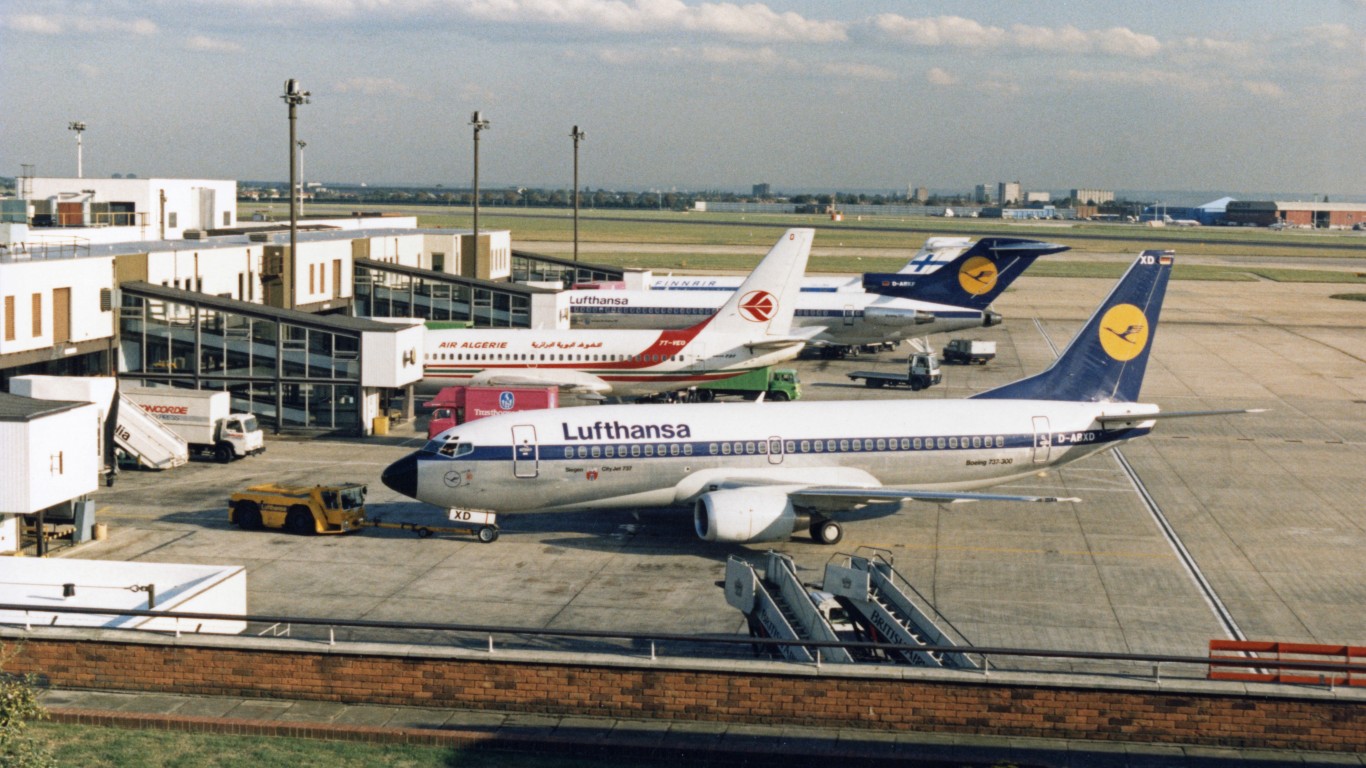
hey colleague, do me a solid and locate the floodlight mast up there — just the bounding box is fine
[282,79,310,313]
[297,140,307,217]
[470,111,491,263]
[571,125,584,263]
[68,121,87,178]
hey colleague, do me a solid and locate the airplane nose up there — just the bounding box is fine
[381,453,419,499]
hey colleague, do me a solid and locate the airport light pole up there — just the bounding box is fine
[570,124,584,262]
[297,140,307,217]
[470,111,490,264]
[68,121,87,178]
[283,79,309,315]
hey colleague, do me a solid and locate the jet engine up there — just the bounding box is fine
[694,489,797,543]
[863,306,933,326]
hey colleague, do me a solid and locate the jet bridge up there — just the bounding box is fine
[723,553,854,664]
[822,551,979,670]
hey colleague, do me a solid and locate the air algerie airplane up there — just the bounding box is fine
[383,250,1260,544]
[569,237,1068,349]
[418,229,816,397]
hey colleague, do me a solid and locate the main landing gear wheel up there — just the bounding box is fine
[811,520,843,545]
[477,526,499,543]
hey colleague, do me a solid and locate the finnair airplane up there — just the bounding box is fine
[418,229,816,397]
[383,251,1256,545]
[859,237,1067,307]
[567,237,1068,347]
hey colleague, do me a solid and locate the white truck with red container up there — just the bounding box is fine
[424,386,559,439]
[121,386,265,463]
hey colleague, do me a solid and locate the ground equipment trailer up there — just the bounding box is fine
[688,366,801,402]
[847,352,942,391]
[942,338,997,365]
[122,386,264,463]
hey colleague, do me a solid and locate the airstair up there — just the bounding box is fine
[723,549,978,669]
[822,550,979,669]
[723,553,854,664]
[112,393,188,470]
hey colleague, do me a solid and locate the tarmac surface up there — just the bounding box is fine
[42,268,1366,762]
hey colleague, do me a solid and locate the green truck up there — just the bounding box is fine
[689,367,801,402]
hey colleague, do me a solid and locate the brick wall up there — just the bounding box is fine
[6,632,1364,753]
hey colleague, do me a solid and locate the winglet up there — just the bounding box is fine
[862,237,1068,307]
[972,251,1174,403]
[692,228,814,338]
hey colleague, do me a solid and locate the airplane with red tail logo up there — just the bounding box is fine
[419,229,817,398]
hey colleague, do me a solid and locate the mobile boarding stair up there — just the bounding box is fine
[111,393,189,470]
[723,552,855,664]
[723,549,978,668]
[822,549,978,669]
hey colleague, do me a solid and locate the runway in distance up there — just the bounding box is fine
[418,229,816,398]
[568,236,1065,349]
[383,251,1259,545]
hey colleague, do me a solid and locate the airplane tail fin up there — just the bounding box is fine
[972,251,1174,403]
[692,228,813,338]
[863,237,1067,308]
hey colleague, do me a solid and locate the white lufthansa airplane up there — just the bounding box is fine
[383,251,1257,544]
[419,229,816,398]
[579,237,1068,348]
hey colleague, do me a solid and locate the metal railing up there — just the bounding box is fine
[3,602,1362,689]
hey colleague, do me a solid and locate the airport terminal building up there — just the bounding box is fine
[0,177,590,434]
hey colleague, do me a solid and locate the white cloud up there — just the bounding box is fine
[185,35,243,53]
[872,14,1005,49]
[334,77,426,100]
[818,60,895,81]
[455,0,846,43]
[5,13,157,35]
[926,66,957,86]
[872,15,1159,58]
[1241,80,1285,98]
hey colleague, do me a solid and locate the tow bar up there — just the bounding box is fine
[365,509,499,543]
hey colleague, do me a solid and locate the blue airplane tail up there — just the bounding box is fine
[972,251,1174,403]
[862,237,1067,308]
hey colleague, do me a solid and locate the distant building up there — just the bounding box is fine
[974,184,994,204]
[752,183,771,198]
[1141,197,1234,226]
[1024,191,1051,204]
[1071,188,1115,205]
[998,181,1021,206]
[911,186,928,203]
[1225,200,1366,229]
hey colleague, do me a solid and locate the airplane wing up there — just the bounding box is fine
[478,371,611,395]
[1097,408,1266,426]
[789,487,1080,512]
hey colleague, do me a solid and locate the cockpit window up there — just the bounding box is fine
[438,441,473,458]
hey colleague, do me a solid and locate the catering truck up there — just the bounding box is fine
[424,386,559,439]
[121,386,265,463]
[941,339,997,365]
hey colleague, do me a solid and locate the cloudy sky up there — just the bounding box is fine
[3,1,1365,196]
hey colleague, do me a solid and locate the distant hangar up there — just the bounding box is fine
[1225,200,1366,229]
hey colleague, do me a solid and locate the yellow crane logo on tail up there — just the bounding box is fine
[957,256,999,296]
[1099,304,1149,361]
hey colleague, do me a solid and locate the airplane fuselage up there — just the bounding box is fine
[401,399,1156,514]
[420,327,804,396]
[566,290,992,345]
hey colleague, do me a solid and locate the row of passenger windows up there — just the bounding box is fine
[426,352,685,363]
[553,435,1008,460]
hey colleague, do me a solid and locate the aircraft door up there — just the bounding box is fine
[512,424,538,478]
[767,436,784,465]
[843,305,856,326]
[1031,416,1051,464]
